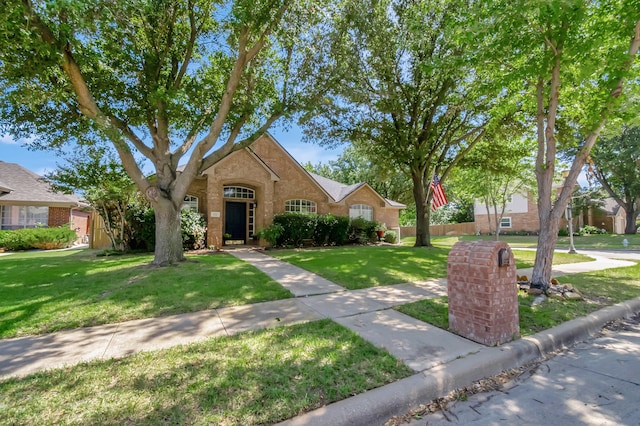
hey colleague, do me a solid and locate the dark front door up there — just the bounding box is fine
[225,201,247,243]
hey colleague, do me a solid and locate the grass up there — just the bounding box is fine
[270,246,594,289]
[396,261,640,337]
[402,234,640,249]
[271,246,450,289]
[0,319,412,425]
[0,249,291,338]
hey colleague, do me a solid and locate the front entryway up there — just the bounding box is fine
[225,201,247,244]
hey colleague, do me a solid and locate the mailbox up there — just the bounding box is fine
[447,241,519,346]
[498,247,511,267]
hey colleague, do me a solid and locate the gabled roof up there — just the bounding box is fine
[308,172,365,202]
[307,171,406,208]
[0,161,80,206]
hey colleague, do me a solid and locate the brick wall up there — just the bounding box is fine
[197,135,403,246]
[474,195,540,234]
[447,241,520,346]
[48,207,71,227]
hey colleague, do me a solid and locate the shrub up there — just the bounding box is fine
[314,214,350,246]
[256,223,284,246]
[0,227,76,251]
[383,230,398,244]
[348,218,378,244]
[578,225,605,236]
[557,228,569,237]
[127,208,208,251]
[181,209,207,250]
[273,213,317,246]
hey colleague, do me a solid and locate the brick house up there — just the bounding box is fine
[0,161,90,241]
[473,188,627,235]
[184,134,405,247]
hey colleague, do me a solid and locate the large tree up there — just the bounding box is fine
[303,145,413,205]
[0,0,317,265]
[589,125,640,234]
[477,0,640,286]
[298,0,500,247]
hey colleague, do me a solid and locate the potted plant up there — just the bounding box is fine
[223,233,232,243]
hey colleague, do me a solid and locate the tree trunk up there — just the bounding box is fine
[152,197,185,266]
[412,171,431,247]
[531,212,560,288]
[625,206,638,234]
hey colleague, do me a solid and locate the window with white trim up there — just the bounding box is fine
[1,205,49,230]
[285,199,317,214]
[182,195,198,211]
[349,204,373,221]
[223,186,255,199]
[500,217,512,228]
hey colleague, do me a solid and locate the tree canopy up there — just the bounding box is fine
[589,125,640,234]
[0,0,320,265]
[298,0,503,246]
[474,0,640,285]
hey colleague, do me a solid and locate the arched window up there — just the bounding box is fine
[285,199,317,214]
[182,195,198,211]
[349,204,373,221]
[223,186,255,199]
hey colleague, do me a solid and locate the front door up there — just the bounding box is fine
[225,201,247,243]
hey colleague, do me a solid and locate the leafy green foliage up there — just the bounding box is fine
[256,223,284,246]
[0,227,77,251]
[0,0,324,265]
[313,214,350,246]
[347,218,378,244]
[589,125,640,234]
[273,213,317,246]
[46,146,136,251]
[383,230,398,244]
[298,0,502,246]
[180,209,207,250]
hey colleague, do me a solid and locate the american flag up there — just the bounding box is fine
[430,174,448,211]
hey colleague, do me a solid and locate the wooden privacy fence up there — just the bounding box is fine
[89,210,112,249]
[401,222,476,237]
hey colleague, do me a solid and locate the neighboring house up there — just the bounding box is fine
[183,134,405,247]
[0,161,90,241]
[473,192,540,235]
[473,187,628,235]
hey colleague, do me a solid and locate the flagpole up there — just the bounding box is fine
[426,163,438,209]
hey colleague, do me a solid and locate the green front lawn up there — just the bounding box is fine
[0,250,291,338]
[270,246,594,290]
[271,246,450,289]
[408,234,640,250]
[0,320,412,425]
[397,262,640,337]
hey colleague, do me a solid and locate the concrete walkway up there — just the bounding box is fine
[1,247,639,425]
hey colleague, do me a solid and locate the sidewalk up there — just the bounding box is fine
[1,248,639,425]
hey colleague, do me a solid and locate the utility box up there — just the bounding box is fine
[447,241,519,346]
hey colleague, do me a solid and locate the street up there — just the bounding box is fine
[397,313,640,426]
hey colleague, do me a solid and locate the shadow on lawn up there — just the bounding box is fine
[0,252,291,339]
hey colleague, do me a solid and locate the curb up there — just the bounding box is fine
[277,297,640,426]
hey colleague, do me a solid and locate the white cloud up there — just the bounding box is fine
[0,134,18,145]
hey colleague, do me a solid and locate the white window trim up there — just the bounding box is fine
[182,195,198,211]
[500,217,512,228]
[349,204,373,221]
[285,199,317,214]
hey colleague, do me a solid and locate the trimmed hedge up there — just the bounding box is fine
[258,213,379,248]
[0,227,77,251]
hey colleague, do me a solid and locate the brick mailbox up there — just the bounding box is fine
[447,241,519,346]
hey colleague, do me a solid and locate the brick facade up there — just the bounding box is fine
[191,135,403,247]
[48,207,71,227]
[447,241,520,346]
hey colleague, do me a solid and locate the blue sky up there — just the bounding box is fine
[0,126,344,177]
